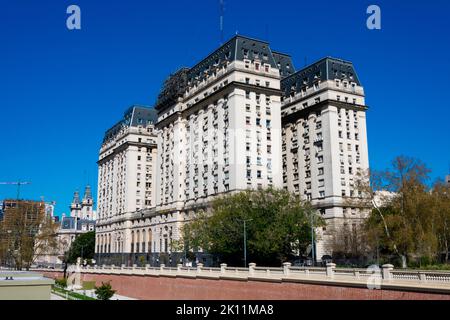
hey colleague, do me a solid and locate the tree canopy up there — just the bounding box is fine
[341,156,450,268]
[0,201,58,270]
[175,188,323,266]
[67,231,95,263]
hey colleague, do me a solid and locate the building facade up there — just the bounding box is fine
[94,36,371,266]
[153,35,283,256]
[280,57,370,259]
[94,106,158,266]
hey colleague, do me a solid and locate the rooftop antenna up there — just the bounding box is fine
[220,0,225,45]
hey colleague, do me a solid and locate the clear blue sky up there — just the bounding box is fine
[1,0,449,217]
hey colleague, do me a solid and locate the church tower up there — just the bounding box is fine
[81,185,93,220]
[70,190,81,218]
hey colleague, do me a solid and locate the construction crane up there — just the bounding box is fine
[0,181,31,200]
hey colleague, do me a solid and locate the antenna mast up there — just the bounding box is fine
[220,0,224,45]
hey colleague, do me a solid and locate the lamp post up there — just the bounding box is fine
[310,212,315,267]
[242,219,253,268]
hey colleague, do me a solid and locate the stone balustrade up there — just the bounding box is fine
[32,263,450,294]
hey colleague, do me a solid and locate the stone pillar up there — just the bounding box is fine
[132,264,137,270]
[220,263,227,274]
[326,263,336,278]
[382,264,394,281]
[248,263,256,276]
[283,262,291,276]
[145,264,150,271]
[121,264,125,270]
[419,272,427,282]
[111,264,115,270]
[177,264,182,272]
[160,264,165,272]
[197,263,203,273]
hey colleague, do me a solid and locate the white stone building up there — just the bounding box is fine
[94,105,158,265]
[153,35,284,255]
[94,36,371,266]
[280,57,370,259]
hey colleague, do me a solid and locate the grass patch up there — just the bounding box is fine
[52,285,96,300]
[82,281,96,290]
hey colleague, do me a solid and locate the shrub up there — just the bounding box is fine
[95,281,116,300]
[55,278,67,288]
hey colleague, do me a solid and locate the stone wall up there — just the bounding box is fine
[39,270,450,300]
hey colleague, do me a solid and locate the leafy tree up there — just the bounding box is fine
[95,281,116,300]
[430,181,450,263]
[67,231,95,264]
[348,156,450,268]
[175,188,323,266]
[0,200,57,270]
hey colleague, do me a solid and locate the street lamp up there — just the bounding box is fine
[309,212,316,267]
[241,219,253,268]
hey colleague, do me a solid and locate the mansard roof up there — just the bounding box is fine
[280,57,361,98]
[103,105,157,143]
[272,51,296,79]
[155,35,285,111]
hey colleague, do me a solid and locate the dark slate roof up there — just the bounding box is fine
[272,51,296,79]
[103,105,157,143]
[280,57,361,98]
[155,35,283,111]
[187,35,278,83]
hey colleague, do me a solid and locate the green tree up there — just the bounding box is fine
[175,188,323,266]
[67,231,95,264]
[95,281,116,300]
[430,181,450,263]
[349,156,444,268]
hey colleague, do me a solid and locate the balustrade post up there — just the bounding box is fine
[160,264,165,272]
[197,263,203,273]
[326,263,336,278]
[419,272,427,282]
[145,264,150,271]
[177,264,182,272]
[121,264,125,270]
[248,263,256,276]
[220,263,227,274]
[382,264,394,281]
[132,264,137,271]
[283,262,292,276]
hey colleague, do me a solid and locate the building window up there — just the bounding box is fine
[246,91,250,99]
[257,170,262,178]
